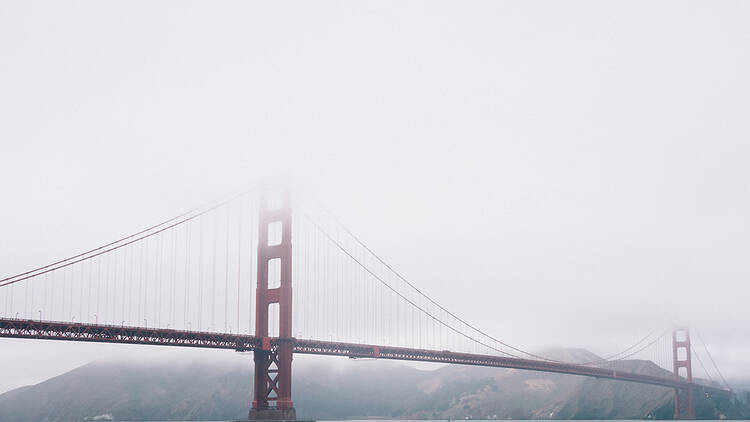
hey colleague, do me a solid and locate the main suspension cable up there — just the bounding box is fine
[579,330,658,366]
[0,209,198,285]
[304,211,545,360]
[691,344,714,383]
[0,191,249,288]
[311,206,564,362]
[313,204,666,366]
[696,330,730,388]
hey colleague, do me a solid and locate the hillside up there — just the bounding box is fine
[0,349,746,421]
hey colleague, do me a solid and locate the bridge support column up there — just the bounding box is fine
[673,327,695,420]
[250,186,296,421]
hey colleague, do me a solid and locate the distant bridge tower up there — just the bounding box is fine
[249,186,296,421]
[673,327,695,420]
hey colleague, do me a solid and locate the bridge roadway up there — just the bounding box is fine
[0,318,730,397]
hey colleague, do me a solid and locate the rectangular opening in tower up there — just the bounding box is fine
[677,348,687,361]
[268,258,281,288]
[268,221,282,246]
[678,366,688,378]
[269,302,280,337]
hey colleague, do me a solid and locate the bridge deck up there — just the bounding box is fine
[0,318,730,397]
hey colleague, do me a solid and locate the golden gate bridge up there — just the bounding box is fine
[0,185,732,420]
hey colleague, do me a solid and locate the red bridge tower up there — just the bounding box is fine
[673,327,695,420]
[249,186,296,421]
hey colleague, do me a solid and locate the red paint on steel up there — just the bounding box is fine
[0,318,259,350]
[250,186,295,419]
[0,318,730,399]
[673,327,696,419]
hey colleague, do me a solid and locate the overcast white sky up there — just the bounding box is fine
[1,1,749,393]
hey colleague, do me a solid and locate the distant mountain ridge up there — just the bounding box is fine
[0,348,746,421]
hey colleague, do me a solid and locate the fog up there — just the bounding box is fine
[1,1,749,394]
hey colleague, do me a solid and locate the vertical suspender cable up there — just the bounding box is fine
[236,199,242,334]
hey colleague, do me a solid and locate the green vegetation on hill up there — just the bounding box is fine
[0,349,747,421]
